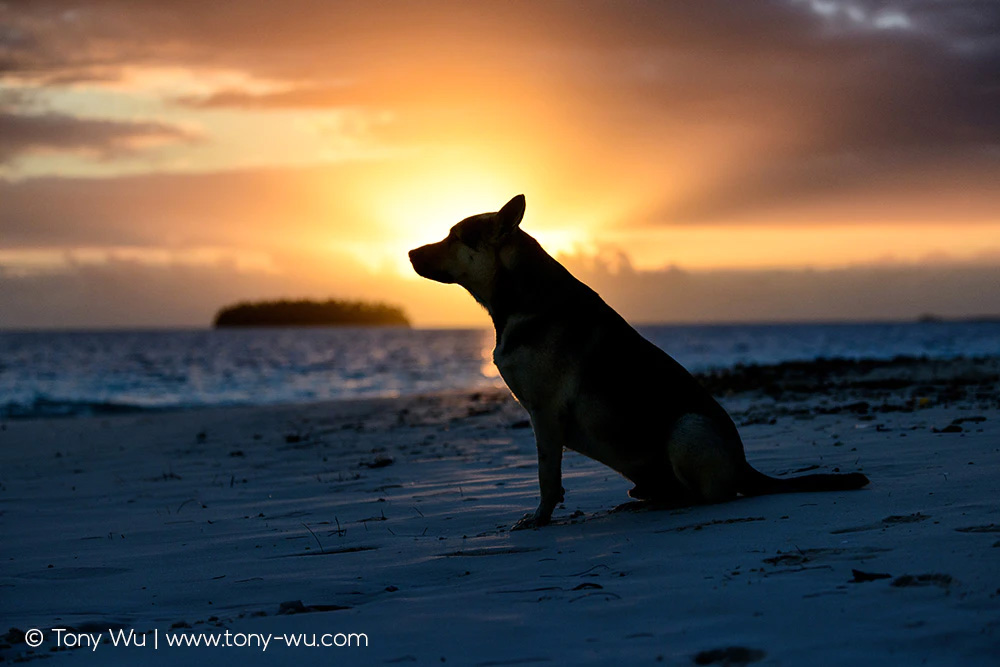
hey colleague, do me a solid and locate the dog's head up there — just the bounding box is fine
[408,194,526,303]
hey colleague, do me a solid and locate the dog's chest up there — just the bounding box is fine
[492,316,573,410]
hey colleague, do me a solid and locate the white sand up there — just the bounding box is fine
[2,359,999,665]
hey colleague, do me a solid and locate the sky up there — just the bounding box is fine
[1,0,999,328]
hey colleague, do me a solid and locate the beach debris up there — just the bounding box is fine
[891,573,953,588]
[831,512,929,534]
[693,646,766,665]
[3,628,26,648]
[362,454,394,468]
[276,545,377,558]
[814,401,870,415]
[851,569,892,583]
[763,551,810,566]
[953,415,987,424]
[569,590,621,602]
[149,470,182,482]
[489,586,563,595]
[302,522,324,553]
[763,546,890,568]
[657,517,765,533]
[955,524,1000,533]
[882,513,930,525]
[571,582,603,590]
[176,498,205,513]
[358,509,388,523]
[933,416,988,433]
[438,546,543,557]
[278,600,350,614]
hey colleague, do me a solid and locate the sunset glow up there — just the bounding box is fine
[2,1,998,327]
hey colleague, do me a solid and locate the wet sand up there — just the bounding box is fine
[2,357,999,665]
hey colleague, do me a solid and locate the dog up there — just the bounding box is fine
[409,194,869,529]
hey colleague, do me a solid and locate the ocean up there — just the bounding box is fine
[2,321,999,419]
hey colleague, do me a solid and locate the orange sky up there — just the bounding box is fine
[1,1,999,327]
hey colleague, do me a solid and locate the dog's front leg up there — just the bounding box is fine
[511,416,564,530]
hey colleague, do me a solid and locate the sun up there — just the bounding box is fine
[338,161,598,278]
[367,168,522,277]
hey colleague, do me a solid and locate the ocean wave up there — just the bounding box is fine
[1,322,998,420]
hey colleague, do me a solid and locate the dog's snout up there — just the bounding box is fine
[408,245,428,268]
[408,242,455,284]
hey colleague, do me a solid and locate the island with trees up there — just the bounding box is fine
[213,298,410,328]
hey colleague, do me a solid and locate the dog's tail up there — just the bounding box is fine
[737,463,869,497]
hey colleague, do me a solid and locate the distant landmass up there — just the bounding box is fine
[213,298,410,328]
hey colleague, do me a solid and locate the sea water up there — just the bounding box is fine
[1,321,998,419]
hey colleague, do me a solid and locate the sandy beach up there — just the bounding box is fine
[2,356,998,665]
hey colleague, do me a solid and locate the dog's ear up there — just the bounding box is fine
[496,194,525,238]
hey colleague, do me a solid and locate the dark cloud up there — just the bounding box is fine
[0,259,264,328]
[3,250,998,329]
[646,148,1000,226]
[0,111,197,163]
[0,165,375,247]
[559,254,1000,323]
[0,253,478,329]
[0,256,352,329]
[2,1,998,222]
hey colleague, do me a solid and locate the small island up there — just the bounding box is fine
[213,298,410,328]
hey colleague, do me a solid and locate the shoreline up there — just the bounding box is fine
[1,356,998,664]
[4,354,998,422]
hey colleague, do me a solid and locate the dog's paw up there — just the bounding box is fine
[628,484,652,500]
[511,511,551,531]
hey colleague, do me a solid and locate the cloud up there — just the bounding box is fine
[3,246,998,329]
[0,110,198,163]
[0,257,317,328]
[0,163,399,247]
[176,84,358,110]
[558,252,1000,323]
[642,149,1000,226]
[2,2,999,247]
[0,252,483,329]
